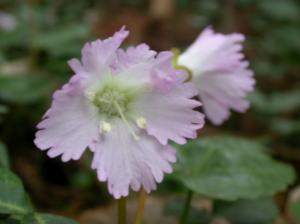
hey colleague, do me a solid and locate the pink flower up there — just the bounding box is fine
[34,27,205,199]
[178,27,255,125]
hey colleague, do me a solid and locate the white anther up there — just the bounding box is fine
[100,121,112,133]
[136,117,147,129]
[85,90,96,101]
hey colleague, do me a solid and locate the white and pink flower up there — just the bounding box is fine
[34,27,205,198]
[178,27,255,125]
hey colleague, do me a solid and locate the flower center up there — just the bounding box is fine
[95,90,127,117]
[92,83,133,118]
[87,82,143,140]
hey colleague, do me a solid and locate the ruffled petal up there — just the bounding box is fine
[178,27,245,74]
[114,48,188,91]
[67,27,129,85]
[113,43,156,72]
[112,43,156,86]
[151,51,188,93]
[131,82,205,145]
[195,68,255,125]
[91,119,176,199]
[34,77,100,162]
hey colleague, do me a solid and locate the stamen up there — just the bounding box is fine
[100,121,112,133]
[86,90,96,101]
[113,101,140,141]
[136,117,147,129]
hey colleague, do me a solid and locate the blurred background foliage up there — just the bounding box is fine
[0,0,300,223]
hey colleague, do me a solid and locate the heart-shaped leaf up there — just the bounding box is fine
[173,136,295,200]
[0,168,32,215]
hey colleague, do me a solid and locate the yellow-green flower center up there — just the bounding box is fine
[92,82,135,118]
[86,80,146,140]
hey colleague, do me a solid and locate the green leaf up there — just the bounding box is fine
[214,198,279,224]
[0,168,32,215]
[0,142,10,168]
[34,24,88,56]
[0,75,53,104]
[173,136,295,200]
[35,24,86,47]
[22,213,78,224]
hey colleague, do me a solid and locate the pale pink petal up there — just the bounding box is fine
[91,119,176,199]
[132,82,205,145]
[113,43,156,72]
[68,59,86,76]
[151,51,188,93]
[67,27,129,85]
[195,68,255,125]
[112,44,156,86]
[178,27,245,74]
[114,49,187,91]
[34,77,100,162]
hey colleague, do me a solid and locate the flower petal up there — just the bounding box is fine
[91,119,176,199]
[132,82,205,145]
[114,48,188,91]
[113,43,156,72]
[112,44,156,87]
[67,26,129,83]
[151,51,188,93]
[178,27,245,74]
[195,68,255,125]
[34,77,100,162]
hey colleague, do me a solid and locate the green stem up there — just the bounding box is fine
[180,190,193,224]
[134,188,147,224]
[118,197,127,224]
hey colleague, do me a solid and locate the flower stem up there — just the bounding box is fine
[118,197,127,224]
[134,188,147,224]
[180,190,193,224]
